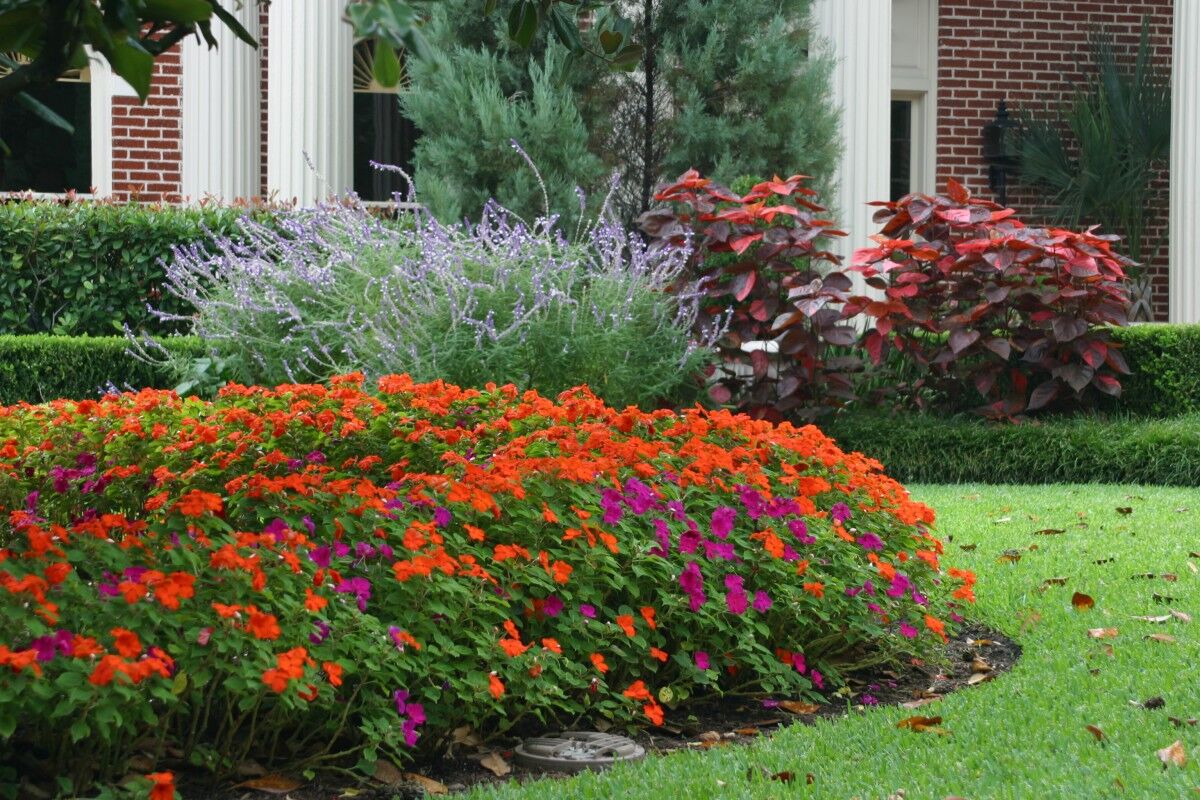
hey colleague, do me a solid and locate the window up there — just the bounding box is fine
[890,99,913,201]
[352,41,418,202]
[0,56,92,193]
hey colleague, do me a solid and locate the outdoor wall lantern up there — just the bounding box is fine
[982,100,1019,206]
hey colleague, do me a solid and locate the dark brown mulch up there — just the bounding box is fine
[65,624,1023,800]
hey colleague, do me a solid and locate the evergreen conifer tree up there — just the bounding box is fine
[400,0,840,224]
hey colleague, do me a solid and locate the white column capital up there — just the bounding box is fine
[1170,0,1200,323]
[267,0,355,206]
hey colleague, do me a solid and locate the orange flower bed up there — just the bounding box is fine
[0,374,973,791]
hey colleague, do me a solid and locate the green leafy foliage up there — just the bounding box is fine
[0,335,202,405]
[0,374,968,792]
[1016,18,1170,269]
[824,411,1200,486]
[0,200,264,336]
[1108,324,1200,417]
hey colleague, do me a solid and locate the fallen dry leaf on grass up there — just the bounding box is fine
[1132,614,1173,623]
[1171,609,1193,623]
[1157,740,1187,768]
[480,751,512,777]
[966,673,990,686]
[1072,592,1095,610]
[1039,577,1069,591]
[1085,724,1105,742]
[1168,717,1199,728]
[1087,627,1119,639]
[1033,528,1066,536]
[234,775,305,794]
[896,715,949,734]
[901,696,942,709]
[1144,633,1176,643]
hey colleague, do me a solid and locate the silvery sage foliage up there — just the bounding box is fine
[141,197,720,409]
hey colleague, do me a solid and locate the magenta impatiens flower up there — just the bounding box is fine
[899,622,919,638]
[334,577,371,611]
[856,532,885,551]
[830,502,852,524]
[694,650,711,670]
[579,603,597,619]
[679,561,706,611]
[541,595,564,617]
[752,590,772,613]
[724,573,748,614]
[788,518,815,545]
[885,573,911,599]
[710,506,736,539]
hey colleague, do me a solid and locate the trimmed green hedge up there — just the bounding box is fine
[0,201,257,336]
[0,335,200,406]
[823,411,1200,486]
[1111,324,1200,416]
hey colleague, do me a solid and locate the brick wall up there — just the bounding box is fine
[109,47,183,202]
[936,0,1174,319]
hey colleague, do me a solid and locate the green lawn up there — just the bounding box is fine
[467,485,1200,800]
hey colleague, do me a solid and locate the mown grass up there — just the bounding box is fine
[467,485,1200,799]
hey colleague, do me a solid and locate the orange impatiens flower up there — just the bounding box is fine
[175,489,223,517]
[246,610,281,640]
[924,613,948,643]
[322,661,344,687]
[802,582,825,599]
[541,504,559,523]
[111,627,142,659]
[649,647,669,662]
[589,653,609,673]
[623,680,651,701]
[639,606,657,630]
[146,771,175,800]
[615,615,636,637]
[304,588,328,613]
[541,637,562,654]
[488,673,505,699]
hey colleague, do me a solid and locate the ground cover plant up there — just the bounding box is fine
[152,192,714,410]
[0,375,974,795]
[467,484,1200,800]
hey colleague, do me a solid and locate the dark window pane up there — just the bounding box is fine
[353,92,418,202]
[890,99,912,201]
[0,81,91,193]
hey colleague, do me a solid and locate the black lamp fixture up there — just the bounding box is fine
[982,100,1019,206]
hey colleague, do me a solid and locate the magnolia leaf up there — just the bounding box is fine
[1087,627,1118,639]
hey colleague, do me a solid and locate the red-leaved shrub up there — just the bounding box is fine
[851,179,1133,417]
[640,171,860,420]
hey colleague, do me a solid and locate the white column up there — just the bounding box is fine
[87,49,138,197]
[813,0,892,274]
[1170,0,1200,323]
[267,0,354,205]
[181,3,260,199]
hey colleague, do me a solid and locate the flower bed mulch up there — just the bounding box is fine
[168,623,1019,800]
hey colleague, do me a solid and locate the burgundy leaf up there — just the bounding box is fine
[949,328,981,354]
[1027,380,1061,411]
